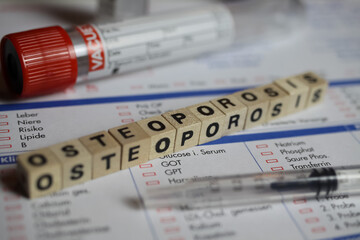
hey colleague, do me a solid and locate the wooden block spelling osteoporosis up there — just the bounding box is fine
[162,108,201,152]
[79,131,121,179]
[296,72,328,107]
[137,116,176,159]
[256,83,290,121]
[17,148,62,199]
[109,122,151,169]
[233,89,269,129]
[210,95,247,135]
[274,77,309,114]
[187,102,225,144]
[50,139,92,188]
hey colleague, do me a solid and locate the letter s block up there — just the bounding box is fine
[233,89,269,129]
[296,72,328,107]
[50,139,92,188]
[109,122,151,169]
[17,148,62,199]
[187,102,225,144]
[256,83,290,121]
[162,108,201,152]
[137,116,176,159]
[79,131,121,179]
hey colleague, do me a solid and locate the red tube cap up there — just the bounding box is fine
[1,26,78,97]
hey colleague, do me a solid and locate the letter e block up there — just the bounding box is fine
[162,108,201,152]
[79,131,121,179]
[256,83,290,121]
[137,116,176,159]
[274,77,309,114]
[296,72,328,107]
[17,148,62,199]
[50,139,92,188]
[109,122,150,169]
[211,95,247,135]
[233,89,269,129]
[187,102,225,144]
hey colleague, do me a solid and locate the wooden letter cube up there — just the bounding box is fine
[187,102,225,144]
[109,122,151,169]
[50,139,92,188]
[17,148,62,199]
[274,77,309,114]
[233,89,269,129]
[137,116,176,159]
[256,83,290,121]
[210,95,247,135]
[162,108,201,152]
[79,131,121,179]
[296,72,328,107]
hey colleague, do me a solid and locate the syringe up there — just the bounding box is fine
[0,0,304,97]
[144,166,360,209]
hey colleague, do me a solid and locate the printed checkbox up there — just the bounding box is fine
[142,172,157,177]
[261,151,273,156]
[299,208,313,214]
[139,163,153,168]
[293,198,307,204]
[121,118,135,123]
[266,159,278,163]
[146,180,160,186]
[311,226,326,233]
[271,166,284,171]
[160,216,176,223]
[256,144,268,149]
[305,217,319,224]
[164,226,180,233]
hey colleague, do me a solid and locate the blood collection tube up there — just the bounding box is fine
[0,0,304,97]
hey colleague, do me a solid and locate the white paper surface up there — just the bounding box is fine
[1,0,360,240]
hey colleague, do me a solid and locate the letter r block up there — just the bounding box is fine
[187,102,225,144]
[17,148,62,199]
[162,108,201,152]
[210,95,247,135]
[50,139,92,189]
[109,122,151,169]
[137,116,176,159]
[79,131,121,179]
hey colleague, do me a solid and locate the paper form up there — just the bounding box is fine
[1,0,360,239]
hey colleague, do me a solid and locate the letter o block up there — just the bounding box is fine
[137,116,176,159]
[162,108,201,152]
[50,139,92,188]
[109,122,151,169]
[233,89,269,129]
[187,102,225,144]
[17,148,62,199]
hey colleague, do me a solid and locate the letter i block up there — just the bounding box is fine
[274,77,309,114]
[233,89,269,129]
[162,108,201,152]
[109,122,151,169]
[79,131,121,179]
[296,72,328,107]
[50,139,92,188]
[17,148,62,199]
[137,116,176,159]
[210,95,247,135]
[187,102,225,144]
[256,83,290,121]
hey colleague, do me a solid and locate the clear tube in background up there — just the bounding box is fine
[1,0,305,97]
[144,166,360,209]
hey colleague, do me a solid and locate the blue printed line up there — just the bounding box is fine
[1,78,360,111]
[243,142,263,172]
[326,232,360,240]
